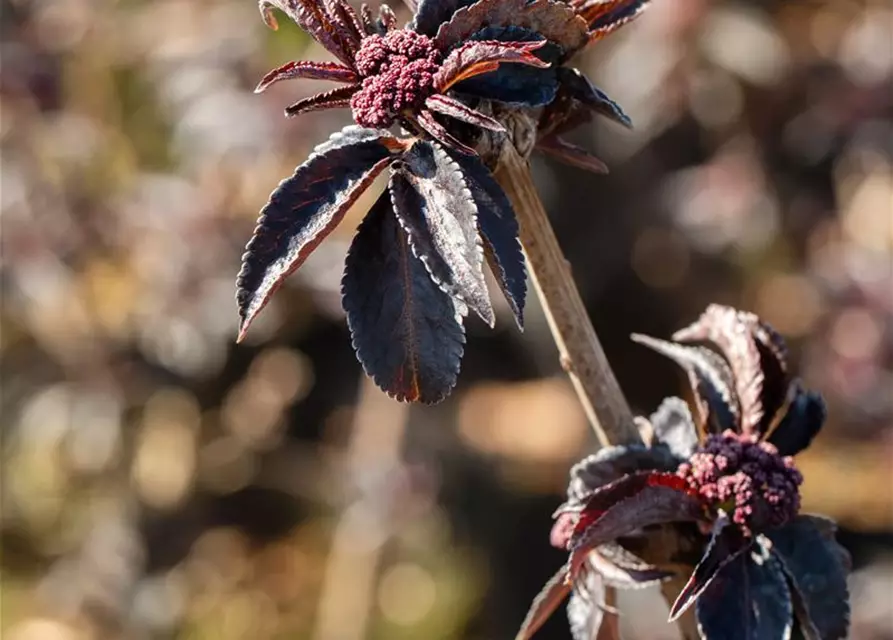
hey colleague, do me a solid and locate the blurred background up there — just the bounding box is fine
[1,0,892,638]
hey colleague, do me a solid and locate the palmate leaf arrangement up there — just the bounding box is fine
[236,0,640,403]
[518,305,851,640]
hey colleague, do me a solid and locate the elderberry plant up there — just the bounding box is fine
[518,304,851,640]
[236,0,647,402]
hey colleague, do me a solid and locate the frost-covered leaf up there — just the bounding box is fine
[448,150,527,328]
[768,516,850,640]
[562,445,680,509]
[516,563,573,640]
[767,384,826,457]
[648,397,699,459]
[456,26,562,106]
[591,543,674,588]
[567,564,607,640]
[259,0,355,65]
[342,193,466,403]
[632,334,740,435]
[569,472,705,577]
[237,126,396,340]
[695,544,793,640]
[390,140,494,326]
[434,39,550,91]
[425,95,505,131]
[255,60,358,93]
[435,0,589,55]
[412,0,475,36]
[285,85,357,117]
[670,519,751,620]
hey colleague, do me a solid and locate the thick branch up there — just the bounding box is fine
[494,142,639,447]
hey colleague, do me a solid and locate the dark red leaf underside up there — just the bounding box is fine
[390,140,494,326]
[695,545,793,640]
[425,95,505,131]
[285,85,358,117]
[573,0,651,30]
[447,150,527,328]
[236,126,395,340]
[256,60,358,93]
[768,516,850,640]
[435,0,589,55]
[325,0,365,45]
[342,193,466,404]
[568,472,704,577]
[631,333,740,435]
[583,0,651,43]
[537,135,609,174]
[259,0,355,66]
[515,563,573,640]
[434,40,550,91]
[669,520,751,620]
[414,110,477,155]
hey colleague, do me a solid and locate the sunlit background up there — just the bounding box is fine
[1,0,891,638]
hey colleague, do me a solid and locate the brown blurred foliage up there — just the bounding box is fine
[1,0,891,639]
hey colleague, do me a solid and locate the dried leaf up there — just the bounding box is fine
[669,519,751,620]
[237,126,396,340]
[648,396,699,459]
[768,516,850,640]
[435,0,589,55]
[284,85,358,117]
[390,140,494,327]
[516,564,573,640]
[255,60,358,93]
[342,193,466,403]
[631,334,740,435]
[695,544,793,640]
[434,39,550,91]
[766,384,826,457]
[425,95,505,131]
[448,150,527,328]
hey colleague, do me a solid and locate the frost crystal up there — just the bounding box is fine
[351,31,442,128]
[677,430,802,536]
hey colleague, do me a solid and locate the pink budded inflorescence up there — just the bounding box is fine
[677,430,803,537]
[351,30,443,128]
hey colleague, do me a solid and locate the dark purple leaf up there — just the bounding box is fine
[556,67,632,128]
[448,150,527,329]
[590,543,674,588]
[673,304,790,435]
[573,0,651,31]
[766,384,826,457]
[695,543,793,640]
[237,126,397,340]
[325,0,365,44]
[412,0,475,36]
[567,563,606,640]
[435,0,589,55]
[259,0,355,66]
[390,140,494,327]
[537,135,609,174]
[631,333,740,435]
[516,563,573,640]
[255,60,358,93]
[648,396,699,459]
[670,519,751,620]
[413,110,477,155]
[562,445,680,510]
[342,193,466,403]
[569,473,705,577]
[768,516,850,640]
[425,95,505,131]
[284,85,358,117]
[434,39,550,92]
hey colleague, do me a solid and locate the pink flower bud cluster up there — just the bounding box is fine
[677,430,803,537]
[351,31,442,128]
